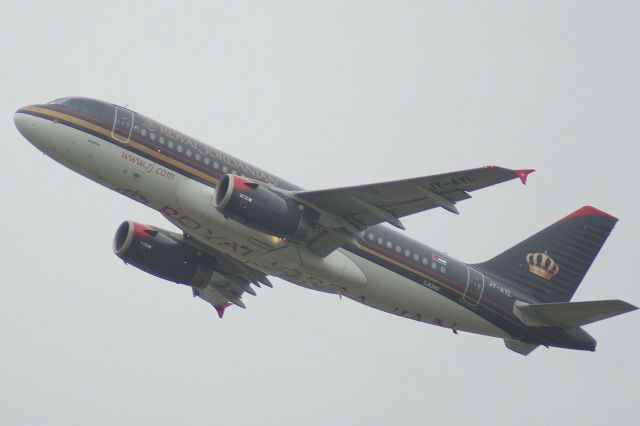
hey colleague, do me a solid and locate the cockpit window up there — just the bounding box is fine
[48,98,70,105]
[47,97,114,125]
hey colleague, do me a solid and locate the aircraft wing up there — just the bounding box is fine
[183,236,273,317]
[294,166,533,256]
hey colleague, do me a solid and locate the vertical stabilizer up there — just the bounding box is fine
[475,206,618,303]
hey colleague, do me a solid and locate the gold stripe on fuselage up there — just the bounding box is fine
[21,106,219,186]
[360,244,463,297]
[359,243,537,334]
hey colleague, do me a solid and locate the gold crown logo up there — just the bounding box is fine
[526,250,559,280]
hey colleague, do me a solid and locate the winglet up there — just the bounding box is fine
[513,169,535,185]
[214,302,233,319]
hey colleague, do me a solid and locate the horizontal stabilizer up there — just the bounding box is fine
[514,300,638,328]
[504,339,539,356]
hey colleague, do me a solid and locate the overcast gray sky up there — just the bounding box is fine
[2,1,639,425]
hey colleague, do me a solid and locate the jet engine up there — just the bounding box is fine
[113,221,213,288]
[213,174,313,241]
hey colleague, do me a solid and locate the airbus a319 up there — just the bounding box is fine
[14,97,637,355]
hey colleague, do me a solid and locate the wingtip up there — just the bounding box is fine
[485,165,535,185]
[513,169,535,185]
[620,301,639,312]
[214,302,233,318]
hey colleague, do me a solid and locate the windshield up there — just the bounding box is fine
[47,97,115,125]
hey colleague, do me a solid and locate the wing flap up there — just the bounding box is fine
[182,235,273,316]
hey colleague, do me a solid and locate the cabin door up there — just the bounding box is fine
[463,266,485,306]
[112,106,134,143]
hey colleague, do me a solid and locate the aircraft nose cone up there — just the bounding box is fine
[14,108,37,141]
[14,107,48,152]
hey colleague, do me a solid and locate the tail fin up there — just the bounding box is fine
[475,206,618,303]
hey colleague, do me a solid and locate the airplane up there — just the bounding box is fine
[14,97,637,356]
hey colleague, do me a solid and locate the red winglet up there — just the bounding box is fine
[513,169,535,185]
[557,206,617,223]
[214,302,233,319]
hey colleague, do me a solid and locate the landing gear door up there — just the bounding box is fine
[464,266,484,306]
[112,106,134,144]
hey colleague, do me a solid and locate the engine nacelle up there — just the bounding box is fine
[213,174,313,241]
[113,221,213,288]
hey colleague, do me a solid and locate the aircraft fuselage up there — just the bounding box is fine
[14,98,608,352]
